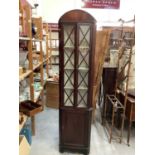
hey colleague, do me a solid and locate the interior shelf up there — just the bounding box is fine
[64,46,74,49]
[64,67,74,70]
[64,86,73,90]
[32,38,42,42]
[52,54,59,56]
[78,67,89,71]
[124,37,134,40]
[52,47,58,50]
[79,46,89,49]
[78,87,88,90]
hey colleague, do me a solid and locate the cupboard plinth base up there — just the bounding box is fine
[59,145,90,155]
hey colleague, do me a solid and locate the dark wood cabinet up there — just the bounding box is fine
[103,67,117,97]
[101,67,117,120]
[58,10,96,154]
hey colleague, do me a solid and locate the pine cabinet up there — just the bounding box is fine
[59,9,96,154]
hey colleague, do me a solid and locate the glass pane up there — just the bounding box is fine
[64,48,74,69]
[78,48,89,68]
[64,70,74,89]
[77,89,88,107]
[79,25,90,47]
[64,25,75,48]
[64,25,75,69]
[78,71,88,89]
[64,89,74,106]
[78,25,90,69]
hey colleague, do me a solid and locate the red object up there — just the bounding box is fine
[82,0,120,9]
[43,23,59,32]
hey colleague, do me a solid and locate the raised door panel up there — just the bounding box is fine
[61,110,88,146]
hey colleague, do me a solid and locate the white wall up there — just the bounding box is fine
[33,0,135,27]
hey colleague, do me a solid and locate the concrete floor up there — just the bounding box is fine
[29,106,135,155]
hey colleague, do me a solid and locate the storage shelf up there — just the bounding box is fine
[32,38,42,42]
[124,37,134,40]
[79,46,89,49]
[64,46,74,49]
[32,50,41,53]
[43,34,48,36]
[110,38,122,41]
[19,70,32,82]
[110,49,119,52]
[19,114,28,133]
[64,67,74,70]
[19,37,30,41]
[48,47,52,50]
[52,47,59,51]
[19,2,46,136]
[52,54,59,57]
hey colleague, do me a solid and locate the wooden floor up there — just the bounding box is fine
[29,105,135,155]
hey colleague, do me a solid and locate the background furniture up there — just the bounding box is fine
[117,90,135,146]
[102,22,135,144]
[46,81,59,108]
[102,67,117,104]
[19,0,54,136]
[98,67,117,126]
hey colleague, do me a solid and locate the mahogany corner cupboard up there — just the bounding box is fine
[58,10,96,154]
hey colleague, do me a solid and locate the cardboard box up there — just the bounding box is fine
[19,135,30,155]
[46,81,59,109]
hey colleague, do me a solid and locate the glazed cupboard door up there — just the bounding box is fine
[77,24,91,108]
[61,24,91,108]
[59,10,96,155]
[63,24,75,107]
